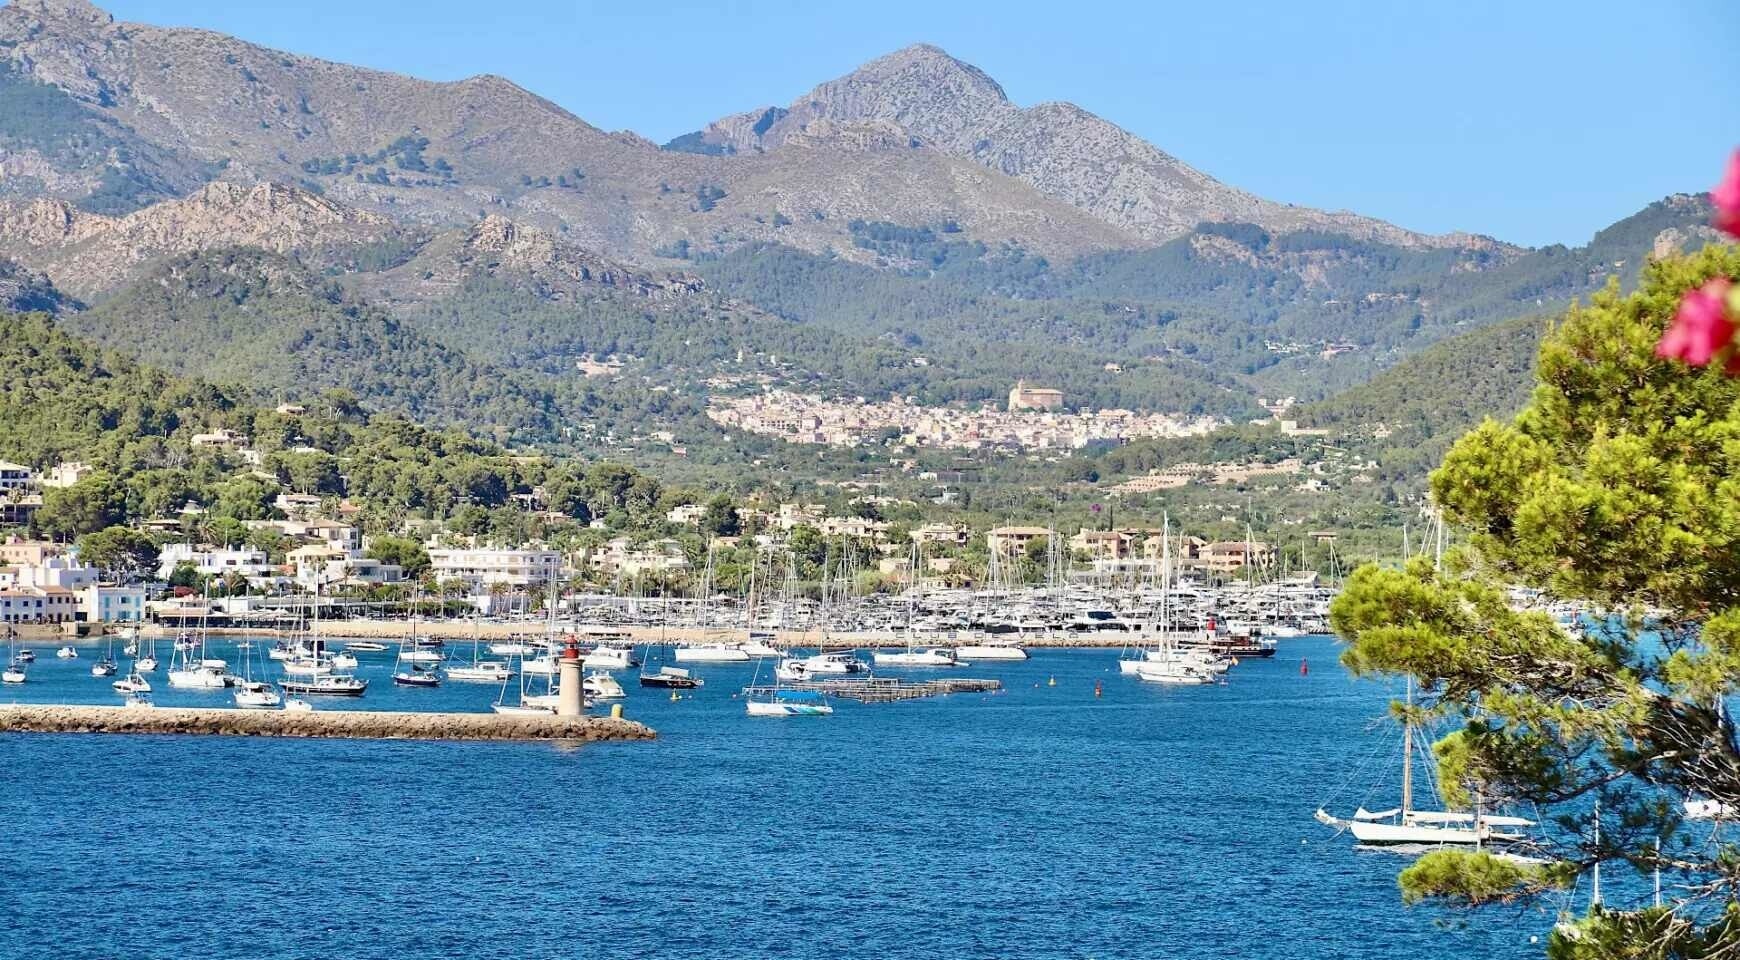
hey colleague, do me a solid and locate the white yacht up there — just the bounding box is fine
[581,645,638,669]
[55,645,78,659]
[582,671,626,700]
[673,643,751,663]
[873,647,960,667]
[954,640,1030,661]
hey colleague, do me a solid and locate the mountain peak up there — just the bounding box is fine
[843,43,1009,102]
[678,45,1471,248]
[8,0,112,27]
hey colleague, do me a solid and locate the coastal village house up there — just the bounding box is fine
[0,538,60,567]
[81,584,146,623]
[39,462,94,488]
[1068,528,1132,561]
[909,522,969,547]
[1198,541,1278,573]
[0,586,78,624]
[157,544,276,581]
[986,525,1053,556]
[428,547,563,590]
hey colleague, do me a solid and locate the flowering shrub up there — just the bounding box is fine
[1657,151,1740,367]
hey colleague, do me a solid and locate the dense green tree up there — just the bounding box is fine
[75,526,159,581]
[1329,245,1740,954]
[366,534,431,579]
[699,494,741,537]
[34,473,123,539]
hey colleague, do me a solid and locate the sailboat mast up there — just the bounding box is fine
[1401,675,1414,819]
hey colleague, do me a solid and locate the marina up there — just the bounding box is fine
[0,636,1540,959]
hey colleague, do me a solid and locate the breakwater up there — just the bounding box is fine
[0,705,656,742]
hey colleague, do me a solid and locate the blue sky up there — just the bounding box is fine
[92,0,1740,246]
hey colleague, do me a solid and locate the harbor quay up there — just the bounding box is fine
[0,704,656,742]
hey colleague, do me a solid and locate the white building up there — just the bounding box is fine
[156,544,277,580]
[428,547,563,589]
[14,556,100,591]
[0,461,30,492]
[289,544,403,589]
[0,586,78,623]
[81,584,147,623]
[666,503,706,526]
[39,462,94,489]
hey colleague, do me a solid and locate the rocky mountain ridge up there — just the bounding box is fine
[676,44,1484,249]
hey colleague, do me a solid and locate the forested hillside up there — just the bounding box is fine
[65,248,564,441]
[692,197,1716,405]
[0,310,690,538]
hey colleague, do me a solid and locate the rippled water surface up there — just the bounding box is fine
[0,635,1549,958]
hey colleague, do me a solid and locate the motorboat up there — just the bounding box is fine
[638,666,702,689]
[790,651,866,675]
[954,641,1030,661]
[122,692,154,709]
[344,641,389,653]
[673,643,751,663]
[90,658,119,677]
[331,652,360,670]
[745,689,833,717]
[582,671,625,700]
[873,647,959,667]
[283,697,314,713]
[234,680,282,709]
[14,649,34,663]
[521,655,560,677]
[445,661,514,683]
[487,641,540,657]
[399,649,444,664]
[739,634,782,658]
[56,645,78,659]
[278,674,368,697]
[580,646,638,670]
[112,673,151,694]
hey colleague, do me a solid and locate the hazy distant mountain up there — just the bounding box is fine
[673,44,1481,249]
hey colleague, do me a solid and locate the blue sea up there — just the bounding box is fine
[0,634,1553,959]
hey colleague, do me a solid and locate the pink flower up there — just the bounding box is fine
[1716,150,1740,238]
[1658,278,1735,367]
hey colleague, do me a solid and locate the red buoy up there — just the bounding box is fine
[1300,658,1309,676]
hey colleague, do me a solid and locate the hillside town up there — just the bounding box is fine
[706,386,1221,452]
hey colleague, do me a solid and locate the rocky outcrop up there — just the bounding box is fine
[0,181,396,298]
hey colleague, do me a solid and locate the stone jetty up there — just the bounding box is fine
[0,705,656,743]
